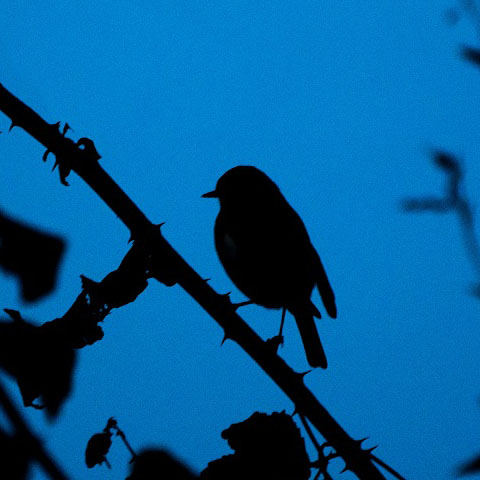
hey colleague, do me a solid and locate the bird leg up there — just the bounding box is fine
[265,308,286,353]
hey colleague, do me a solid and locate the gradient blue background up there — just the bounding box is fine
[1,1,480,478]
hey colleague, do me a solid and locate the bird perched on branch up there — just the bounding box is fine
[203,166,336,368]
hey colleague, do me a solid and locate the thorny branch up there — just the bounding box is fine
[0,83,398,479]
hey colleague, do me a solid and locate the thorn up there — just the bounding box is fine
[60,175,70,187]
[355,437,369,446]
[52,157,59,172]
[62,122,72,136]
[220,291,232,301]
[42,149,51,162]
[326,452,339,461]
[202,278,211,283]
[365,445,378,454]
[297,369,312,379]
[155,222,166,229]
[265,334,283,353]
[221,334,230,346]
[9,121,16,132]
[232,300,254,310]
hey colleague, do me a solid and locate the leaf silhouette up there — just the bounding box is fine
[85,432,112,469]
[201,411,310,480]
[0,310,76,418]
[0,211,65,302]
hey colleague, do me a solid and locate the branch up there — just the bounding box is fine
[0,83,392,479]
[402,150,480,287]
[0,379,68,480]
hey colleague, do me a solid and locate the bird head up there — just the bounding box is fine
[202,166,280,206]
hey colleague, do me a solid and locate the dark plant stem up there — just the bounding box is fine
[298,413,333,480]
[115,426,137,462]
[371,454,407,480]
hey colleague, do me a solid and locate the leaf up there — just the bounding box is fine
[85,432,112,468]
[201,411,310,480]
[0,313,76,418]
[0,211,65,302]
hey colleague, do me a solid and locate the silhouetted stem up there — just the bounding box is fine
[0,83,391,480]
[0,381,68,480]
[115,427,137,462]
[457,200,480,275]
[403,153,480,283]
[371,454,406,480]
[298,413,333,480]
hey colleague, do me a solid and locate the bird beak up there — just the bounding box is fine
[202,190,218,198]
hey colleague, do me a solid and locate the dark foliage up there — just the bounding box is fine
[85,417,137,470]
[85,432,112,469]
[201,411,310,480]
[0,210,65,302]
[459,453,480,475]
[462,45,480,67]
[0,309,76,418]
[126,449,197,480]
[0,428,32,479]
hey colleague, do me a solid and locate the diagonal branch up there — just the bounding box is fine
[0,379,68,480]
[0,83,394,479]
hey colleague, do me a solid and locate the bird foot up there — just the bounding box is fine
[265,334,284,353]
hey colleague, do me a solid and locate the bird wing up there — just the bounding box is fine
[313,250,337,319]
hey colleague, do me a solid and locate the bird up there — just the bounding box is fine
[202,166,336,368]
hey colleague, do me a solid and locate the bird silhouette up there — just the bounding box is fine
[203,166,336,368]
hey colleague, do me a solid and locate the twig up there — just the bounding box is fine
[298,413,334,480]
[402,150,480,283]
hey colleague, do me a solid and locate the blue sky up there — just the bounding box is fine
[2,1,480,478]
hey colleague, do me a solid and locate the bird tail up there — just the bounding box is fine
[315,255,337,319]
[294,312,328,369]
